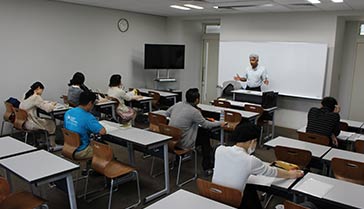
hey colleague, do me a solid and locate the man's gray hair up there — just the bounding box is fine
[249,54,259,60]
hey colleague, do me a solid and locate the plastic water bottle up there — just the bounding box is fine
[220,110,224,122]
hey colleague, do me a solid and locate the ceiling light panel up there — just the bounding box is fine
[184,4,204,9]
[170,5,191,10]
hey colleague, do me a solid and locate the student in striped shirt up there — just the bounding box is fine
[306,97,341,146]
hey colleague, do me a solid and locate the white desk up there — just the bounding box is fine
[138,88,178,104]
[197,104,259,121]
[247,173,296,190]
[95,100,118,120]
[264,136,331,158]
[145,189,235,209]
[0,136,37,159]
[0,150,79,209]
[100,120,172,203]
[37,103,70,121]
[297,126,354,141]
[231,89,263,98]
[347,133,364,142]
[341,119,364,129]
[322,148,364,162]
[215,98,278,138]
[293,172,364,209]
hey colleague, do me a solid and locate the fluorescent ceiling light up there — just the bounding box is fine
[213,6,219,9]
[262,4,273,7]
[170,5,191,10]
[307,0,321,4]
[331,0,343,2]
[184,4,204,9]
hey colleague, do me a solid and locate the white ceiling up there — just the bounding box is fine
[57,0,364,17]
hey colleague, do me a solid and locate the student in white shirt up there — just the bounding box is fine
[233,54,269,91]
[212,121,303,209]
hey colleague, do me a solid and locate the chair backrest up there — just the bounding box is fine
[339,122,349,131]
[196,178,242,208]
[3,102,15,123]
[274,146,312,169]
[0,177,10,201]
[355,140,364,153]
[148,91,160,109]
[213,100,231,108]
[61,128,81,160]
[332,157,364,185]
[158,124,182,152]
[244,104,264,124]
[297,132,330,146]
[148,112,168,133]
[284,200,309,209]
[91,141,114,174]
[224,110,242,132]
[12,108,28,130]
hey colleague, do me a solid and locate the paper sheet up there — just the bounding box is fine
[294,178,334,198]
[99,121,119,133]
[247,175,275,187]
[337,131,354,140]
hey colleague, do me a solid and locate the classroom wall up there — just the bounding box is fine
[219,12,340,129]
[0,0,167,134]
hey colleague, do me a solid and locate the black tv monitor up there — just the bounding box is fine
[144,44,185,69]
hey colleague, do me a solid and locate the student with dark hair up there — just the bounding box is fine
[212,122,303,209]
[64,91,106,160]
[306,96,341,146]
[107,74,142,125]
[67,72,89,106]
[20,81,58,149]
[165,88,226,176]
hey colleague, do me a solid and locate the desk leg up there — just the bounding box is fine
[148,101,152,113]
[271,111,275,139]
[233,93,236,101]
[173,96,176,105]
[66,174,78,209]
[144,143,170,203]
[111,105,117,121]
[220,128,224,145]
[127,142,136,166]
[5,170,13,192]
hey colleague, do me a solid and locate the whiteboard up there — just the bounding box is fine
[218,41,328,99]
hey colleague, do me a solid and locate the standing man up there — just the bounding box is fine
[306,96,341,146]
[165,88,226,176]
[64,91,106,160]
[233,54,269,91]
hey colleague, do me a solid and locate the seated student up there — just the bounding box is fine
[67,72,90,107]
[20,82,58,149]
[107,74,142,125]
[212,122,303,209]
[64,91,106,160]
[306,96,341,146]
[165,88,225,176]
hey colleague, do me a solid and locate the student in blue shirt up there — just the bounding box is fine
[64,91,106,160]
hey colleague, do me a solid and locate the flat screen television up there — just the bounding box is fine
[144,44,185,69]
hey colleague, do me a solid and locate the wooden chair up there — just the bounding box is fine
[355,140,364,153]
[157,124,197,187]
[148,91,161,111]
[223,110,242,132]
[339,121,349,131]
[244,104,267,144]
[213,100,231,108]
[148,112,168,133]
[62,128,92,194]
[0,176,48,209]
[13,108,50,150]
[196,178,242,208]
[274,146,312,169]
[85,141,141,209]
[297,132,330,146]
[331,157,364,185]
[284,200,309,209]
[1,102,15,136]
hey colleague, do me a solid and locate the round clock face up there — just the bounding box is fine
[117,18,129,32]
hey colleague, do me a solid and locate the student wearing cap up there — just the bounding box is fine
[212,121,303,209]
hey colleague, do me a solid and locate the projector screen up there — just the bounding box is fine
[218,41,328,99]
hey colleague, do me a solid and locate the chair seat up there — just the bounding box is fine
[174,148,192,156]
[104,161,134,179]
[0,191,46,209]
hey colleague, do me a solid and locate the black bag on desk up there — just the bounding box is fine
[261,91,278,108]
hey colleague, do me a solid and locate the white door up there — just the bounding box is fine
[201,34,219,104]
[349,42,364,121]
